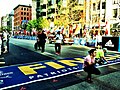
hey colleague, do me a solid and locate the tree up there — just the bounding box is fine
[26,17,50,35]
[30,19,38,29]
[53,0,84,30]
[26,21,32,35]
[37,17,50,30]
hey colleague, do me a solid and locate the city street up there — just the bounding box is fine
[0,38,120,90]
[1,0,120,90]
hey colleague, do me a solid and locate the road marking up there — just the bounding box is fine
[41,52,63,59]
[0,57,5,64]
[0,62,5,64]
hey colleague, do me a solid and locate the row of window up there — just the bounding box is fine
[14,17,30,21]
[14,22,21,26]
[21,7,29,11]
[21,12,30,16]
[14,12,31,17]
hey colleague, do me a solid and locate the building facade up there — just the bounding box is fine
[1,15,8,30]
[85,0,120,35]
[8,11,14,33]
[31,0,120,36]
[13,5,32,30]
[32,0,37,20]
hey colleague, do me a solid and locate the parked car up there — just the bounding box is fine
[62,37,74,45]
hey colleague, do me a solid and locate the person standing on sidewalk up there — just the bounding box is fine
[83,49,101,83]
[54,31,63,55]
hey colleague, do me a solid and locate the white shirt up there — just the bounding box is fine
[96,35,102,43]
[3,31,8,41]
[55,34,63,43]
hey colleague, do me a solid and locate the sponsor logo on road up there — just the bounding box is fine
[0,54,120,89]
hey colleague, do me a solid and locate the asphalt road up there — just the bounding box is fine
[1,38,120,90]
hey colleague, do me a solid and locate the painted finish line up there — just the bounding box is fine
[0,54,120,89]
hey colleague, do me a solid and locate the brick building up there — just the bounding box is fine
[13,5,32,31]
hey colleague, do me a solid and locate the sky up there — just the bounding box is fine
[0,0,32,17]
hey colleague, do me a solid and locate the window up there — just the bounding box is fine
[21,12,23,15]
[21,17,23,20]
[42,4,46,9]
[51,8,55,13]
[41,12,46,16]
[21,8,23,10]
[27,13,29,16]
[24,12,26,15]
[27,17,29,20]
[102,2,106,9]
[113,9,117,18]
[97,2,100,10]
[24,17,26,20]
[93,3,96,11]
[37,1,40,7]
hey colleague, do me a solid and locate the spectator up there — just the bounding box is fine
[39,30,47,53]
[54,31,63,55]
[37,31,42,50]
[2,30,10,53]
[83,49,101,83]
[96,34,102,47]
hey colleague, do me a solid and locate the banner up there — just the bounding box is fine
[0,54,120,89]
[102,37,119,51]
